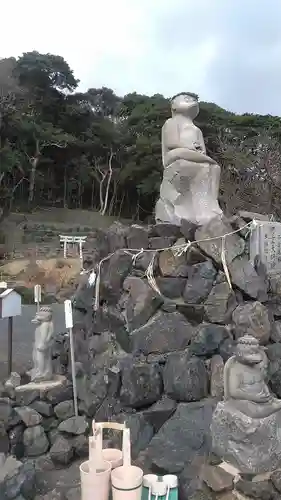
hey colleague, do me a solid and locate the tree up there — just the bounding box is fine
[1,51,281,221]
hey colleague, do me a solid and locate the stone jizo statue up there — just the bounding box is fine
[212,335,281,473]
[30,306,54,382]
[155,92,222,226]
[224,335,281,418]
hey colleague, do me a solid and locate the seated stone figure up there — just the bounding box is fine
[30,306,54,382]
[211,335,281,474]
[155,92,222,226]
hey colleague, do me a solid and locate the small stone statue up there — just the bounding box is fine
[212,335,281,473]
[155,92,222,226]
[30,306,54,382]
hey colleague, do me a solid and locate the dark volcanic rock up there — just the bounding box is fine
[134,252,159,274]
[176,302,205,324]
[0,398,16,427]
[158,238,190,277]
[106,221,128,252]
[232,301,272,344]
[0,422,9,453]
[115,412,154,459]
[93,306,130,352]
[219,337,235,361]
[126,224,149,249]
[121,276,163,331]
[267,343,281,397]
[146,399,215,474]
[235,477,279,499]
[156,277,187,298]
[50,435,74,465]
[143,396,177,432]
[195,216,245,265]
[190,323,229,356]
[0,456,36,500]
[229,255,268,301]
[23,425,49,456]
[271,469,281,493]
[16,389,40,406]
[94,396,122,422]
[15,406,42,427]
[121,361,162,408]
[149,236,177,249]
[58,416,88,435]
[130,311,196,355]
[179,462,214,500]
[54,400,75,420]
[30,400,53,417]
[163,353,208,402]
[201,464,233,492]
[271,320,281,343]
[71,434,89,458]
[204,281,237,324]
[210,355,224,399]
[9,424,25,458]
[180,219,197,240]
[183,261,217,304]
[100,250,132,302]
[45,383,73,405]
[77,372,108,417]
[151,223,181,238]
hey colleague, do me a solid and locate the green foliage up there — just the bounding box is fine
[14,51,79,93]
[1,51,281,220]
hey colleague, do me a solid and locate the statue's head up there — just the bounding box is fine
[171,92,199,119]
[236,335,265,365]
[31,306,52,325]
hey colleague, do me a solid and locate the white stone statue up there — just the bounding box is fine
[155,92,222,226]
[30,306,54,382]
[212,335,281,473]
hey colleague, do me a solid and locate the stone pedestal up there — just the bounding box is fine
[211,400,281,474]
[15,375,66,393]
[202,461,281,499]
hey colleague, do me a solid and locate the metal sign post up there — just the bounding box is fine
[64,299,78,417]
[8,316,13,375]
[34,284,42,313]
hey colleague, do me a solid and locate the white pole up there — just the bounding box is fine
[79,239,83,269]
[34,284,41,313]
[63,239,67,258]
[64,299,78,417]
[69,326,78,417]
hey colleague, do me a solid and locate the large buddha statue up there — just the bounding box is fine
[212,335,281,473]
[155,92,222,227]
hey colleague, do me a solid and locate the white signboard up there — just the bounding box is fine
[250,221,281,274]
[34,284,42,303]
[0,289,22,319]
[64,299,73,329]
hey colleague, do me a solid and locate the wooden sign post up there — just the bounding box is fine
[0,287,22,375]
[64,299,78,417]
[34,284,42,313]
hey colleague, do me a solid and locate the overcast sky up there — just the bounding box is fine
[1,0,281,115]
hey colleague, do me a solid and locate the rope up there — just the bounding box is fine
[93,219,260,310]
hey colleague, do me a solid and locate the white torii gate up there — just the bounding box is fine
[59,235,87,266]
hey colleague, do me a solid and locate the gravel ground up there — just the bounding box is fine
[0,304,65,381]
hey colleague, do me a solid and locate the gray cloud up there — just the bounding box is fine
[148,0,281,114]
[1,0,281,115]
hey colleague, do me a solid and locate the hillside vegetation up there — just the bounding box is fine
[1,52,281,222]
